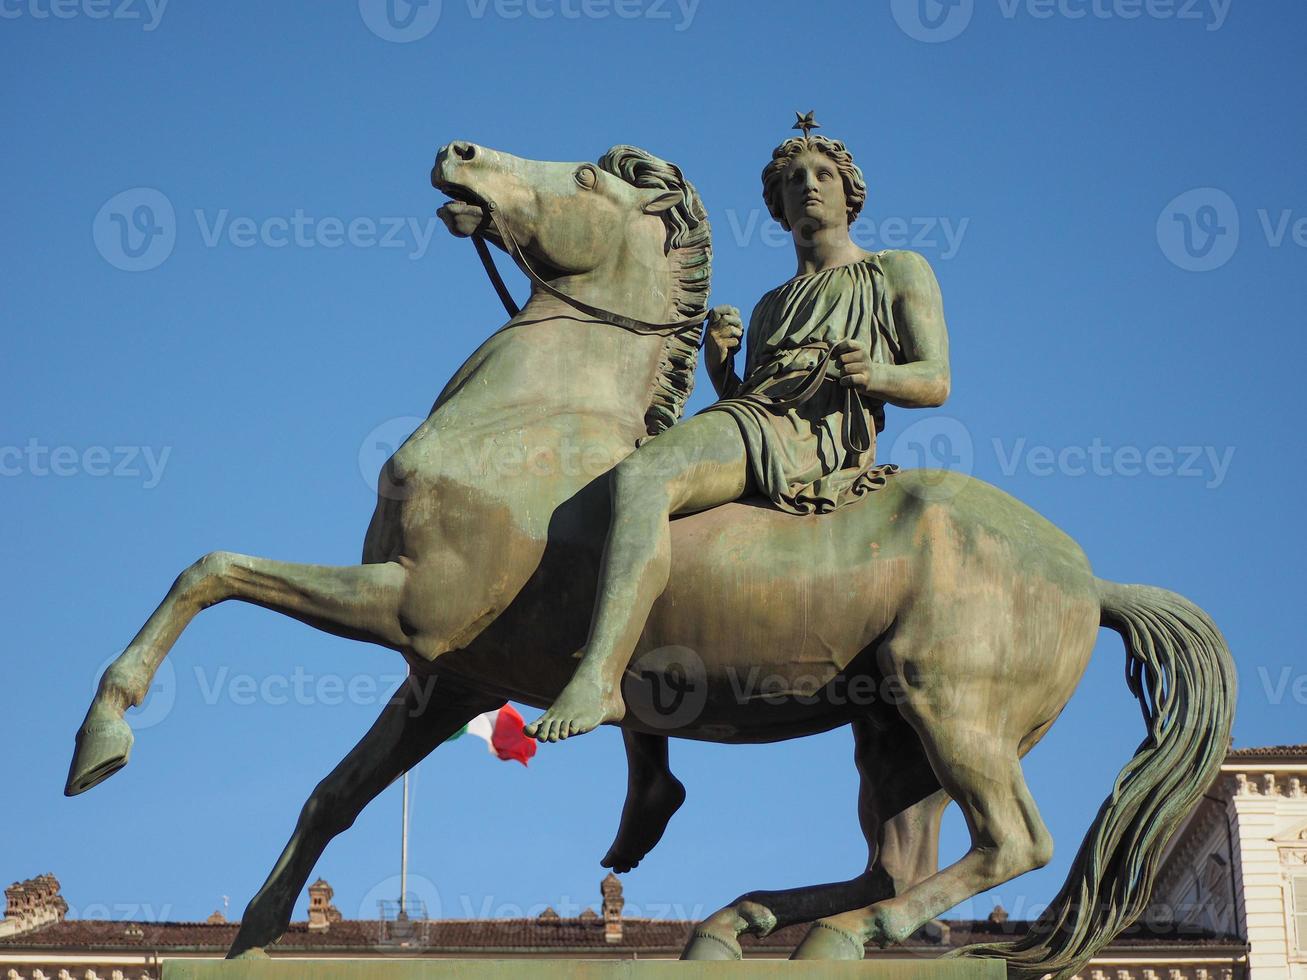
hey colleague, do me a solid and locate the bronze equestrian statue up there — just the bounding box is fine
[66,128,1234,979]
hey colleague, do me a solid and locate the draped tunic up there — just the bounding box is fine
[700,253,901,515]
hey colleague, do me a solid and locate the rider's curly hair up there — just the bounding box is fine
[761,135,867,231]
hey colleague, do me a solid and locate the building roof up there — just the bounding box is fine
[1226,744,1307,761]
[0,915,1242,956]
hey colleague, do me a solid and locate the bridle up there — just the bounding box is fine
[469,198,707,337]
[466,197,871,456]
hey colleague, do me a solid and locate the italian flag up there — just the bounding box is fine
[448,704,537,766]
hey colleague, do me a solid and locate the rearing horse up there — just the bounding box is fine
[67,142,1235,979]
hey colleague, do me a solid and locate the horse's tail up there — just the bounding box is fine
[953,579,1235,980]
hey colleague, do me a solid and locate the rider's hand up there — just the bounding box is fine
[705,305,743,365]
[834,339,876,395]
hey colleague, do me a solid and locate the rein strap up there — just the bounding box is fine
[471,200,706,338]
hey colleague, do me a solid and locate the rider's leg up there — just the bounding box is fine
[526,411,750,741]
[602,730,686,872]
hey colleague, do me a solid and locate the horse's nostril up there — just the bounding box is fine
[453,142,477,162]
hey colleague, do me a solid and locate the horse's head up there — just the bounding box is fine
[433,141,708,312]
[432,141,711,434]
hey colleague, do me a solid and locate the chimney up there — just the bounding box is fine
[0,874,68,938]
[307,878,341,932]
[601,872,624,944]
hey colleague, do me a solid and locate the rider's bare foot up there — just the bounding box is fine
[602,768,685,872]
[525,672,625,742]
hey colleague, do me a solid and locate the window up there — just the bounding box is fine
[1197,854,1232,933]
[1294,874,1307,955]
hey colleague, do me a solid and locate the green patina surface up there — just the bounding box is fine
[72,132,1236,979]
[163,958,1006,979]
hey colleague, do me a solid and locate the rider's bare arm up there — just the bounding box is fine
[704,304,745,399]
[835,250,951,409]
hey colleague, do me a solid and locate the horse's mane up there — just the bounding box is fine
[598,145,712,438]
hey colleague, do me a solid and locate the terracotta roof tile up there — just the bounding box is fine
[0,916,1239,954]
[1226,744,1307,760]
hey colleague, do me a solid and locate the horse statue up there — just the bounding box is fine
[66,140,1235,979]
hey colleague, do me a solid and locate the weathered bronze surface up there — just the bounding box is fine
[67,134,1235,980]
[162,959,1005,979]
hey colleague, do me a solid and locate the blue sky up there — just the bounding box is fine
[2,0,1304,933]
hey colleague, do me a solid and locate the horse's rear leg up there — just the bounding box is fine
[227,676,498,958]
[792,705,1052,959]
[681,717,944,960]
[67,553,411,795]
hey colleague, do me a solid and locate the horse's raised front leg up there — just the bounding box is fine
[682,716,946,960]
[228,675,498,958]
[601,729,686,873]
[66,552,412,796]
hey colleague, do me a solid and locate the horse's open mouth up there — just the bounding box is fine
[436,180,486,209]
[435,180,493,240]
[435,181,491,235]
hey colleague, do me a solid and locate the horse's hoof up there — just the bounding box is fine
[227,946,270,960]
[65,709,133,796]
[791,920,867,961]
[681,927,743,960]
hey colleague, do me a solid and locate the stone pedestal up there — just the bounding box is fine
[162,958,1005,979]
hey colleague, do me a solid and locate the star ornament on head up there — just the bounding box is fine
[793,111,821,140]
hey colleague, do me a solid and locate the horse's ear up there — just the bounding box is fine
[641,189,682,215]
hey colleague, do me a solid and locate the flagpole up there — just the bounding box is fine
[400,771,409,918]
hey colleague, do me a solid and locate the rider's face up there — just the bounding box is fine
[780,149,848,235]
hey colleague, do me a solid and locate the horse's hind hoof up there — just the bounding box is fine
[65,710,134,796]
[681,928,743,961]
[227,946,270,960]
[791,919,867,961]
